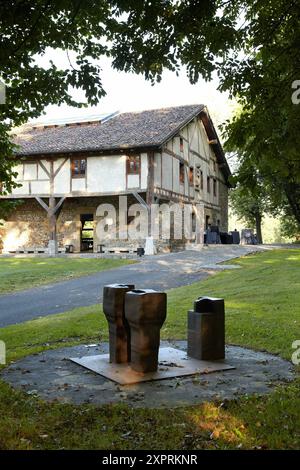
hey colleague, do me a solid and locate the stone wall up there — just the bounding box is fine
[1,199,49,251]
[1,188,229,253]
[1,195,145,253]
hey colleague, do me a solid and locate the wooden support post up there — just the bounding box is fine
[48,196,56,242]
[146,151,155,237]
[35,195,66,255]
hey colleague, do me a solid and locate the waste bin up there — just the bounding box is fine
[220,232,227,244]
[125,289,167,373]
[187,296,225,360]
[103,284,135,363]
[137,247,145,257]
[230,230,240,244]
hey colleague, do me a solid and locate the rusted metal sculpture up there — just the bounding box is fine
[187,296,225,360]
[103,283,135,363]
[125,289,167,373]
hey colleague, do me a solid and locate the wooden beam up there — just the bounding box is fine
[38,161,50,178]
[49,160,54,194]
[54,157,68,178]
[163,147,189,165]
[0,189,147,200]
[146,151,155,207]
[146,151,155,237]
[48,196,56,241]
[132,191,149,210]
[52,196,66,216]
[189,149,209,164]
[35,196,50,213]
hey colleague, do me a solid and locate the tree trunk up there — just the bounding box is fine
[283,183,300,226]
[255,213,263,244]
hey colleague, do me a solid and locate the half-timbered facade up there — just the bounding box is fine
[0,105,231,254]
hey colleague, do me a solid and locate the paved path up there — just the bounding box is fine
[0,245,271,327]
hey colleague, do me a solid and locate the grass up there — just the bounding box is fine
[0,249,299,449]
[0,257,134,294]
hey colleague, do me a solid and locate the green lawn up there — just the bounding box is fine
[0,249,299,449]
[0,257,134,294]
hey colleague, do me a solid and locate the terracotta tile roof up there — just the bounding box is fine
[14,104,204,156]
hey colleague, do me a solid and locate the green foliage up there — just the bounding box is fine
[230,187,262,227]
[0,199,21,222]
[228,160,270,242]
[280,215,300,242]
[0,0,238,189]
[222,0,300,224]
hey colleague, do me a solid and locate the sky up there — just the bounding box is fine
[32,52,236,132]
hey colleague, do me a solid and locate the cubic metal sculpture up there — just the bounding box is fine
[103,283,135,363]
[187,296,225,360]
[71,287,232,385]
[125,289,167,373]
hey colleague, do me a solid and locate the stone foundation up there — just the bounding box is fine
[1,194,228,253]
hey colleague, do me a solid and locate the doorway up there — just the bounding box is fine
[80,214,94,252]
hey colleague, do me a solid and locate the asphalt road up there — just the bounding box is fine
[0,246,266,327]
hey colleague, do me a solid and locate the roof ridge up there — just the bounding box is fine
[118,103,204,117]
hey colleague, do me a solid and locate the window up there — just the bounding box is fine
[207,176,210,193]
[189,167,194,185]
[180,137,184,153]
[213,178,217,196]
[71,158,86,178]
[213,160,216,171]
[126,155,140,175]
[200,170,204,190]
[179,162,185,184]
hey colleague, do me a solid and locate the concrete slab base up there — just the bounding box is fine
[70,347,234,385]
[1,341,295,408]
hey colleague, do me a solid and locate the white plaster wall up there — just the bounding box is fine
[87,155,126,193]
[31,181,50,194]
[54,159,70,194]
[166,140,173,152]
[154,153,161,187]
[37,162,49,180]
[127,174,140,189]
[71,178,86,192]
[162,152,173,191]
[13,164,23,181]
[24,163,37,180]
[173,136,180,156]
[12,182,30,195]
[173,159,180,193]
[188,121,199,153]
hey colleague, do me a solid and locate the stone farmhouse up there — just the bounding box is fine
[0,104,231,254]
